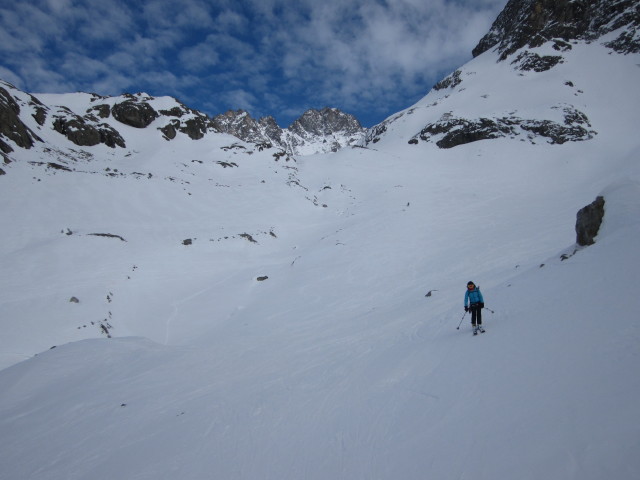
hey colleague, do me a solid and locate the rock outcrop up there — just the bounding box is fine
[409,106,595,149]
[576,196,605,246]
[0,85,42,153]
[213,110,271,145]
[158,102,218,140]
[52,108,125,148]
[111,99,159,128]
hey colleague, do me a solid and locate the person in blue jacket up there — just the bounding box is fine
[464,281,485,334]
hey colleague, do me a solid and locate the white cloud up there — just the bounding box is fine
[43,0,73,14]
[249,0,507,120]
[0,0,509,125]
[143,0,215,30]
[0,65,24,89]
[215,9,248,33]
[224,88,259,113]
[179,42,220,72]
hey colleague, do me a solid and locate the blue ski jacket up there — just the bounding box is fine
[464,287,484,307]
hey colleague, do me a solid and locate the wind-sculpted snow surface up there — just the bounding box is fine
[1,151,640,480]
[1,2,640,479]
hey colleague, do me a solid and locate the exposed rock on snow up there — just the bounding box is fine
[0,85,42,152]
[433,70,463,91]
[411,106,595,148]
[0,80,362,157]
[157,103,219,140]
[52,109,126,148]
[111,99,159,129]
[576,195,606,246]
[511,51,564,72]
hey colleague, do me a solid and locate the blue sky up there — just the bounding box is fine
[0,0,507,127]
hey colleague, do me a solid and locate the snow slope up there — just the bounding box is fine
[1,25,640,480]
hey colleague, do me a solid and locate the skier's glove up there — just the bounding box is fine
[480,303,484,308]
[464,306,469,312]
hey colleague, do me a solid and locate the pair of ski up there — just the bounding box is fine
[473,326,486,336]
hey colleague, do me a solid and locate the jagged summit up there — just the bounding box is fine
[0,78,365,159]
[213,107,365,155]
[212,109,272,145]
[289,107,364,138]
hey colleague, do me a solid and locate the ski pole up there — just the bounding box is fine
[456,311,467,330]
[484,306,495,314]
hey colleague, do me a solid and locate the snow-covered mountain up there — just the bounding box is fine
[0,84,363,162]
[213,107,366,155]
[366,0,640,149]
[1,0,640,479]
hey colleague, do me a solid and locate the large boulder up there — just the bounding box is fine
[112,100,159,128]
[576,196,605,246]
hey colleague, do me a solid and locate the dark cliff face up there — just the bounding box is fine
[576,196,605,246]
[473,0,640,59]
[0,86,42,153]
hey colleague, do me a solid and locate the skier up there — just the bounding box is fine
[464,281,485,335]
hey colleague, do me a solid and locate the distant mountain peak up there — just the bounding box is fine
[0,79,366,158]
[289,107,364,138]
[213,107,365,155]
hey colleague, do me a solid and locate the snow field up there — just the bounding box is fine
[1,38,640,480]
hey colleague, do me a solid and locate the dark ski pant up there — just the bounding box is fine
[470,304,482,326]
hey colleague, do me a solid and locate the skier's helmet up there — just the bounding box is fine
[467,281,475,289]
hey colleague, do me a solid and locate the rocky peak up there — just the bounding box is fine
[213,108,365,155]
[289,108,363,138]
[212,110,267,144]
[472,0,640,59]
[257,116,284,146]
